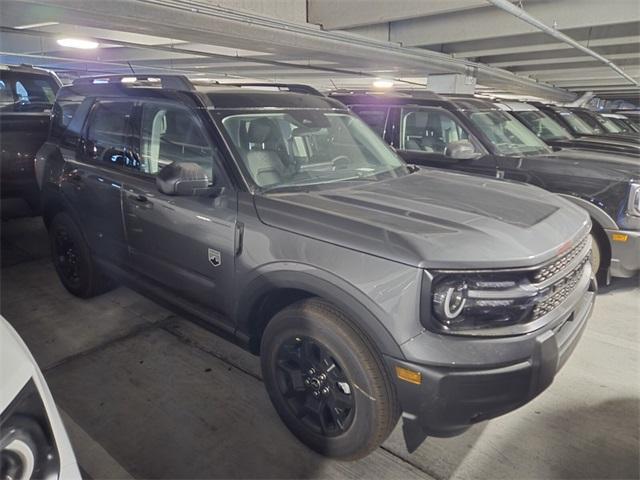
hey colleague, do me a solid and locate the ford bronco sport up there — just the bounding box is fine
[37,76,595,459]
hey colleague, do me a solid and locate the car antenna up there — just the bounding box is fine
[127,61,136,75]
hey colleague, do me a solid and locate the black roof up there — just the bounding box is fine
[200,87,346,110]
[57,75,346,110]
[330,91,499,112]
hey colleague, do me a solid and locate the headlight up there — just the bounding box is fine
[1,380,60,480]
[424,236,592,336]
[628,183,640,217]
[430,273,538,333]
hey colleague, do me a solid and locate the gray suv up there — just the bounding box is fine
[36,76,596,459]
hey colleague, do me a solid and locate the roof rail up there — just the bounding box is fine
[216,82,323,96]
[72,74,195,91]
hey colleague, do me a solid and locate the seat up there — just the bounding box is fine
[243,118,287,187]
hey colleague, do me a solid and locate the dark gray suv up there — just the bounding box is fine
[36,76,596,459]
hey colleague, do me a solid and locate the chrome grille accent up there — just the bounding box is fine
[532,235,592,320]
[532,235,590,283]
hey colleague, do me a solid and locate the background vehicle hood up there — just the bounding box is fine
[254,169,590,269]
[541,149,640,181]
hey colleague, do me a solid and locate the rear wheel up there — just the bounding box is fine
[261,298,399,460]
[49,212,114,298]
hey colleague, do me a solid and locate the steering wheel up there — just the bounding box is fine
[331,155,350,171]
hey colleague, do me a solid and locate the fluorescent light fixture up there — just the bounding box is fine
[57,38,98,49]
[120,77,137,83]
[14,22,59,30]
[372,79,394,89]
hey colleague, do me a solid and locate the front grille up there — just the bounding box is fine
[532,235,590,283]
[531,235,592,320]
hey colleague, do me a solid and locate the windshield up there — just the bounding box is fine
[217,110,407,191]
[557,109,595,135]
[513,110,572,141]
[0,71,59,112]
[464,109,550,155]
[571,110,604,133]
[595,114,624,133]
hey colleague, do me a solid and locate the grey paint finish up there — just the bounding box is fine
[1,218,637,479]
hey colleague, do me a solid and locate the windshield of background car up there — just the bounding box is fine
[464,109,551,155]
[0,72,59,112]
[217,110,407,191]
[595,114,624,133]
[514,110,572,141]
[557,109,595,135]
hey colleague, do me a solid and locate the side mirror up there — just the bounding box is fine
[445,140,481,160]
[156,162,212,196]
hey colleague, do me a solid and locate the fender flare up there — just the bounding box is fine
[235,264,406,359]
[558,194,619,231]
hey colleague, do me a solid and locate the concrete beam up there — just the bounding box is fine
[0,1,576,101]
[308,0,491,30]
[374,0,640,47]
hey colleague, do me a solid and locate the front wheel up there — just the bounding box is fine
[261,298,400,460]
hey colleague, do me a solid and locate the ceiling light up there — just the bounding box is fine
[14,22,59,30]
[372,79,394,89]
[57,38,98,49]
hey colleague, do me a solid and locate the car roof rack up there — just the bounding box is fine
[72,74,195,91]
[210,82,323,96]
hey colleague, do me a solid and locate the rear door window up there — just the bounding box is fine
[85,101,137,170]
[0,72,58,112]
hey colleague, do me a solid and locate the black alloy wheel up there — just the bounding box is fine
[275,336,355,437]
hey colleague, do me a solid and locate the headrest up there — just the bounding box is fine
[247,118,276,143]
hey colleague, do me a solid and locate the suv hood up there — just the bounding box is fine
[540,149,640,181]
[254,169,590,269]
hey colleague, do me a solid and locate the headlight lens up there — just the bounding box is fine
[431,273,538,332]
[426,237,592,335]
[1,380,60,480]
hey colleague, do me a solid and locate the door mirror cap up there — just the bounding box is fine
[156,162,212,196]
[445,140,481,160]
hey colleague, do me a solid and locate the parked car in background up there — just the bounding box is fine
[568,107,639,139]
[0,64,61,218]
[532,102,640,149]
[497,100,640,156]
[36,75,595,459]
[1,316,82,479]
[333,91,640,282]
[614,110,640,130]
[600,112,640,134]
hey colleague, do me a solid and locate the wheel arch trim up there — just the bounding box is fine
[235,264,406,359]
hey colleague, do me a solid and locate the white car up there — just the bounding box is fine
[1,316,81,479]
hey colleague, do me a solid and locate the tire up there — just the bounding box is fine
[589,229,608,284]
[261,298,400,460]
[49,212,114,298]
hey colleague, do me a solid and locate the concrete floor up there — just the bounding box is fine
[1,216,638,480]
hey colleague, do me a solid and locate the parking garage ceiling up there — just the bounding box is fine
[0,0,638,102]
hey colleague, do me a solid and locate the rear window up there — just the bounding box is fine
[0,71,59,112]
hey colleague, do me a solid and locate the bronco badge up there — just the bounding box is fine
[208,248,221,267]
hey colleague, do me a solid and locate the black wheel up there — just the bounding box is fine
[261,298,399,460]
[49,212,114,298]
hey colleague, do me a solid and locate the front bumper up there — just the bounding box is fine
[385,275,596,453]
[606,229,640,278]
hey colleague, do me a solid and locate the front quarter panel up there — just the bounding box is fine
[234,193,423,357]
